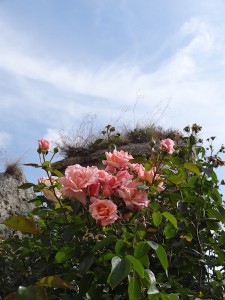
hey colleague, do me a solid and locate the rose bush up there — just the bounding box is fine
[0,124,225,299]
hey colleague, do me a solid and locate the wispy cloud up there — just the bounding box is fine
[0,13,224,143]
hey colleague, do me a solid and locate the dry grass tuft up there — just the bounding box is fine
[4,160,23,177]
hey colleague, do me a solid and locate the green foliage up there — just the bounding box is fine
[0,124,225,299]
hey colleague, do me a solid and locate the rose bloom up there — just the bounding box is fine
[58,164,99,205]
[102,149,133,173]
[38,139,50,151]
[160,138,175,154]
[116,170,134,185]
[98,170,118,197]
[130,163,145,176]
[38,176,62,200]
[138,166,165,192]
[117,180,149,210]
[89,198,119,226]
[88,170,118,197]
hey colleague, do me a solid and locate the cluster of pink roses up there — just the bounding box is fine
[38,137,175,226]
[56,138,175,226]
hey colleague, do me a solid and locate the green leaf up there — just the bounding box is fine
[164,223,177,239]
[55,247,74,264]
[93,138,104,145]
[94,235,117,251]
[125,255,145,278]
[134,241,151,259]
[140,254,150,268]
[183,162,200,176]
[150,202,160,211]
[148,295,160,300]
[23,163,40,168]
[152,211,162,226]
[78,273,95,297]
[17,286,47,300]
[168,174,184,184]
[162,212,178,229]
[51,169,64,177]
[131,157,148,164]
[128,276,141,300]
[115,239,128,255]
[3,216,40,235]
[38,276,72,289]
[42,161,51,167]
[155,245,168,275]
[162,294,179,300]
[147,241,158,251]
[137,184,149,191]
[210,189,222,205]
[148,242,168,275]
[145,269,159,295]
[107,256,131,289]
[207,208,225,223]
[79,253,94,273]
[18,182,35,189]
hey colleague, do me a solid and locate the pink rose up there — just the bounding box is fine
[88,182,100,197]
[160,138,175,154]
[58,164,99,205]
[140,167,156,184]
[117,180,149,210]
[88,170,118,198]
[98,171,118,197]
[130,163,145,177]
[138,166,164,192]
[102,150,133,173]
[38,139,50,151]
[116,170,134,185]
[38,177,44,184]
[157,181,165,192]
[89,198,119,226]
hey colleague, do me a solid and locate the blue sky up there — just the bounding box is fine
[0,0,225,185]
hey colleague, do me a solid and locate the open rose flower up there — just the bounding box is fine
[89,197,119,226]
[38,139,50,152]
[117,180,149,210]
[58,164,99,205]
[138,166,165,192]
[102,149,133,173]
[88,170,118,198]
[160,138,175,154]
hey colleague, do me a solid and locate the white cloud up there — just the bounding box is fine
[0,14,224,145]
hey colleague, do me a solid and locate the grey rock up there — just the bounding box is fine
[0,171,35,236]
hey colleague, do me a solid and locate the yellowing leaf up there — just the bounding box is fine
[4,216,40,235]
[180,233,193,242]
[43,189,58,203]
[147,228,158,233]
[38,276,72,289]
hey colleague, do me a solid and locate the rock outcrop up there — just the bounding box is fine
[0,170,35,235]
